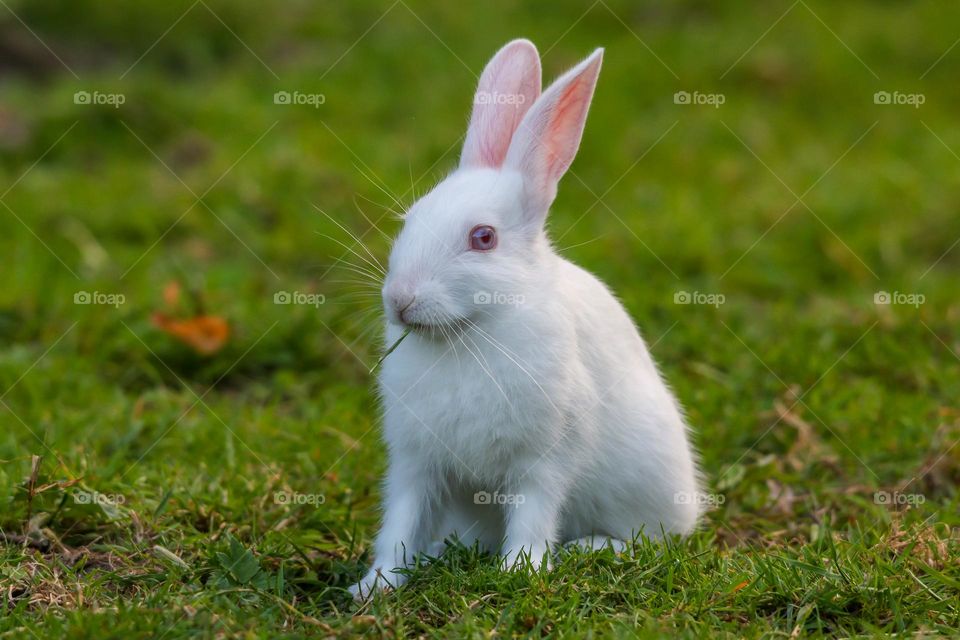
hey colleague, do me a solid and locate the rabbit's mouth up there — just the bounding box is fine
[406,317,468,338]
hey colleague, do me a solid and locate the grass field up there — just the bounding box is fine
[1,1,959,637]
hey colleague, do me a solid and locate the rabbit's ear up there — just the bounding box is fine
[504,48,603,217]
[460,39,541,170]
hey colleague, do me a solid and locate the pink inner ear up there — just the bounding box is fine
[476,64,539,167]
[461,41,541,169]
[542,61,599,181]
[502,49,602,216]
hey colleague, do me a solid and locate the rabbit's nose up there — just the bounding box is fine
[387,291,415,316]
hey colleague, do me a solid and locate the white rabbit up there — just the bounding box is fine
[350,39,701,600]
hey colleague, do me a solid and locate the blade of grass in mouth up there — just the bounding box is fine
[369,328,412,374]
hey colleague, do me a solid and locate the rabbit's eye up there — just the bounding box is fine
[469,225,497,251]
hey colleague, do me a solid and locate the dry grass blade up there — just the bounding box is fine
[369,328,411,374]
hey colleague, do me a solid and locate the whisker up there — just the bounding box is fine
[343,309,381,336]
[353,318,386,350]
[315,232,386,277]
[327,278,383,289]
[557,233,609,254]
[326,263,384,285]
[353,191,403,218]
[313,205,387,274]
[463,319,563,420]
[437,312,461,371]
[457,327,516,416]
[338,307,384,352]
[353,163,407,213]
[325,259,384,281]
[353,194,401,240]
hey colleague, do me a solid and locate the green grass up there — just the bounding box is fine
[1,0,959,637]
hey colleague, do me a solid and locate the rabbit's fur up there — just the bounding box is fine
[350,39,700,600]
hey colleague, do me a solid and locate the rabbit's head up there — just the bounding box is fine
[383,39,603,334]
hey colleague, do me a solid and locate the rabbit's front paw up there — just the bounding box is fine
[501,545,549,572]
[348,568,407,602]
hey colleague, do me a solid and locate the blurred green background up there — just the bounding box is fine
[0,0,958,636]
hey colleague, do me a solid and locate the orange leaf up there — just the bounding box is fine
[152,313,229,355]
[732,580,750,592]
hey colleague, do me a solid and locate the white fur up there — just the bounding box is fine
[350,40,700,600]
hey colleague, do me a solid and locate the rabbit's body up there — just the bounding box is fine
[380,249,699,547]
[350,41,700,599]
